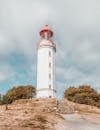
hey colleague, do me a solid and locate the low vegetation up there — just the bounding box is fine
[0,85,36,104]
[64,85,100,108]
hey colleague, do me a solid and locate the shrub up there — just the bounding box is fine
[2,85,36,104]
[64,85,100,108]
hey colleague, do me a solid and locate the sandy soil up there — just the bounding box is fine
[0,105,67,130]
[0,99,100,130]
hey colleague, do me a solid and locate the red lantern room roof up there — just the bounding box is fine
[40,24,53,37]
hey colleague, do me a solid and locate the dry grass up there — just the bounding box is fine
[0,98,100,130]
[0,98,64,130]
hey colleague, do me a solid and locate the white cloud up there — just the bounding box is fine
[0,0,100,94]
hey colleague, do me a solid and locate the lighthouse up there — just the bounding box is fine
[37,25,56,98]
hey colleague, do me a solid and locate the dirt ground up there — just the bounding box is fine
[0,99,100,130]
[0,100,67,130]
[62,112,100,130]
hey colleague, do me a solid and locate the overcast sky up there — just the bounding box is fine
[0,0,100,98]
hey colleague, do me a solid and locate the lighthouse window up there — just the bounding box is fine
[49,73,51,79]
[49,85,51,89]
[49,51,51,57]
[49,63,51,68]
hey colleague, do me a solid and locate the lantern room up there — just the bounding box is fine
[40,25,53,39]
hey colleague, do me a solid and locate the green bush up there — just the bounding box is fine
[2,85,36,104]
[64,85,100,108]
[2,95,12,104]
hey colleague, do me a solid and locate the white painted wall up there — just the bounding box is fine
[37,42,56,98]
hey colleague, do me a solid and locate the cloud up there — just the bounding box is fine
[0,64,15,82]
[0,0,100,96]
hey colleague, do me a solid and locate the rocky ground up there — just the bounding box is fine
[0,98,100,130]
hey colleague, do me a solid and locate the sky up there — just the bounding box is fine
[0,0,100,98]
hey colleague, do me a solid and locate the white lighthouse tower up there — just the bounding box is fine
[37,25,56,98]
